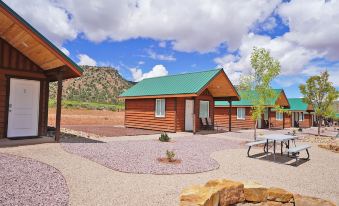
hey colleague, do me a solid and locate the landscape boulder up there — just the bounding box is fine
[205,179,245,205]
[243,181,267,202]
[266,188,293,203]
[293,194,336,206]
[180,184,219,206]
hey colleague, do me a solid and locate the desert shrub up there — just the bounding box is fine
[298,127,303,132]
[166,150,175,162]
[159,132,170,142]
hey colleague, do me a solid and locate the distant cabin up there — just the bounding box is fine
[287,98,315,128]
[119,69,239,132]
[0,2,82,140]
[214,89,290,130]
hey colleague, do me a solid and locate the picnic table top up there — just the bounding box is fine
[262,134,297,141]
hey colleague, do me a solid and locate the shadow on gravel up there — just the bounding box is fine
[257,153,309,166]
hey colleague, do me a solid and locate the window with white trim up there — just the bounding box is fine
[155,99,165,117]
[237,108,245,120]
[199,101,209,118]
[276,112,283,121]
[299,112,304,121]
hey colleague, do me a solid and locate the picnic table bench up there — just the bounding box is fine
[246,139,272,157]
[287,144,311,164]
[246,134,312,165]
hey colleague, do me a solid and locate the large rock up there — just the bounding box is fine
[180,185,219,206]
[243,181,267,202]
[266,188,293,203]
[205,179,245,206]
[259,202,293,206]
[294,194,336,206]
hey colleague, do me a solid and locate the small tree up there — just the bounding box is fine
[240,47,281,140]
[299,71,338,135]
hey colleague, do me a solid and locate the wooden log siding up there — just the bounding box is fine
[124,89,215,132]
[284,113,292,128]
[125,98,177,132]
[214,107,255,129]
[0,37,49,138]
[269,111,284,129]
[299,113,312,128]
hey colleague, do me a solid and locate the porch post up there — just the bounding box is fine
[55,72,63,142]
[193,97,196,134]
[268,107,271,129]
[282,112,285,129]
[308,111,311,127]
[228,100,232,132]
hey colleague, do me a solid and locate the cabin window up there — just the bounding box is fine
[237,108,245,120]
[299,112,304,121]
[199,101,209,118]
[276,112,283,121]
[155,99,165,117]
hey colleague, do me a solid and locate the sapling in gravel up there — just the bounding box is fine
[159,132,171,142]
[166,150,175,162]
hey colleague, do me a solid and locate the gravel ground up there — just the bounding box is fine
[62,125,160,137]
[61,136,242,174]
[0,153,69,206]
[0,132,338,206]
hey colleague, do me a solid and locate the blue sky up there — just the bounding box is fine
[4,0,339,98]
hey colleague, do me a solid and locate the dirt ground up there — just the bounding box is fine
[48,108,124,126]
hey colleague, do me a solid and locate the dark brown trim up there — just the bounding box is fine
[228,101,232,132]
[3,76,10,138]
[38,80,43,136]
[174,97,177,132]
[3,75,43,138]
[55,72,63,142]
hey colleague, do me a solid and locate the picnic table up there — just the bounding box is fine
[262,134,296,160]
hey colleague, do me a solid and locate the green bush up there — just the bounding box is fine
[159,132,170,142]
[166,150,175,162]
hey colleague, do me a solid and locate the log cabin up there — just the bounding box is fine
[287,98,314,128]
[214,89,290,130]
[119,69,240,132]
[0,2,82,141]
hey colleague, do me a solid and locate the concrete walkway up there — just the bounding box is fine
[0,133,338,205]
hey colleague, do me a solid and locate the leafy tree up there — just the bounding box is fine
[299,71,339,135]
[239,47,281,140]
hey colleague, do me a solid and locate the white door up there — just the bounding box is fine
[7,79,40,138]
[185,100,194,131]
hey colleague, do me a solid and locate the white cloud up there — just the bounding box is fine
[61,47,70,56]
[158,41,166,48]
[77,54,97,66]
[278,0,339,60]
[147,49,176,61]
[261,17,277,31]
[215,33,320,84]
[329,70,339,87]
[130,64,168,82]
[3,0,77,47]
[34,0,278,53]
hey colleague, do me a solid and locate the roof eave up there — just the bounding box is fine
[0,1,83,77]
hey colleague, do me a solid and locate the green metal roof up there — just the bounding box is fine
[120,69,222,97]
[287,98,309,111]
[215,89,282,106]
[0,1,83,74]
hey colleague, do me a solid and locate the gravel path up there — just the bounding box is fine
[0,153,69,206]
[62,136,242,174]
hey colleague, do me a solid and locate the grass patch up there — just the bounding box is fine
[49,99,124,111]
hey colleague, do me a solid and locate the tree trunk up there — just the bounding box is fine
[318,116,322,136]
[254,120,258,140]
